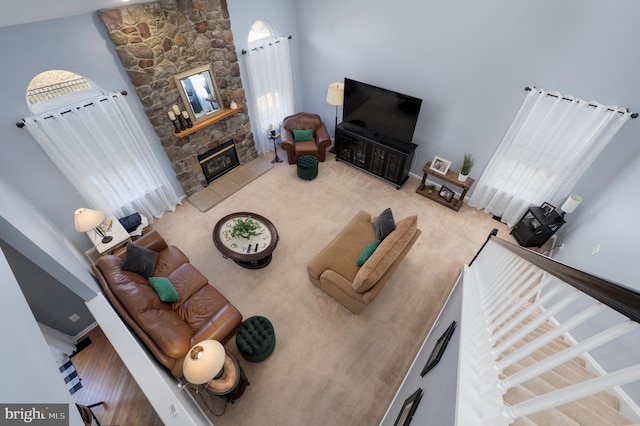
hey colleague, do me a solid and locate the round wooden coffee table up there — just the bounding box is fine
[213,212,279,269]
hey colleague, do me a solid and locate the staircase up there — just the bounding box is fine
[455,233,640,425]
[502,318,634,425]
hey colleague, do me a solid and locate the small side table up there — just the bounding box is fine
[510,207,565,247]
[268,133,283,163]
[86,216,131,255]
[416,162,474,212]
[206,350,249,404]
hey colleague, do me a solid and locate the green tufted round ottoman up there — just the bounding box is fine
[235,316,276,362]
[296,155,319,180]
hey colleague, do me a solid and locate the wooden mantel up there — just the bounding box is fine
[173,105,243,137]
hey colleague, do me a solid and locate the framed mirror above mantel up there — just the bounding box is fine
[174,64,224,124]
[172,63,242,137]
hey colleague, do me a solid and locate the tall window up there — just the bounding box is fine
[468,88,632,226]
[244,21,294,154]
[24,71,180,219]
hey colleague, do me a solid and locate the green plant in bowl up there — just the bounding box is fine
[229,217,262,239]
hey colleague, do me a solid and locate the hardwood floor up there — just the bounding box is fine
[70,327,163,426]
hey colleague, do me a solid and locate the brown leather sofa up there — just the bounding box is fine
[91,231,242,378]
[307,211,421,313]
[281,112,331,164]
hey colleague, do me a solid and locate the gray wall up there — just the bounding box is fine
[554,154,640,286]
[0,239,93,334]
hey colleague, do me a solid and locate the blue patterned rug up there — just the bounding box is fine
[58,356,82,395]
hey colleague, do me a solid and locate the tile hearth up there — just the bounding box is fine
[187,156,275,212]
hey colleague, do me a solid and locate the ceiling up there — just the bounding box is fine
[0,0,149,28]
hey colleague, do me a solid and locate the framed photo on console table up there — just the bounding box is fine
[438,185,455,202]
[394,388,423,426]
[541,202,555,217]
[429,156,451,175]
[420,320,457,377]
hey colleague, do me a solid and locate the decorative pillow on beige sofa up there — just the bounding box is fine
[351,215,418,293]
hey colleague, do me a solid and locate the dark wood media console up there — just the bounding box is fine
[334,123,417,188]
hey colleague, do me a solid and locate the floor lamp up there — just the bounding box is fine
[326,82,344,132]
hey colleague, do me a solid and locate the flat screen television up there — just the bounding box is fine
[342,78,422,145]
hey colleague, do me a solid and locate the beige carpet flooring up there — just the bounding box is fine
[151,152,514,425]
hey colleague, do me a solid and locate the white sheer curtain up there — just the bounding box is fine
[24,92,181,219]
[245,36,294,154]
[469,88,631,226]
[38,322,76,363]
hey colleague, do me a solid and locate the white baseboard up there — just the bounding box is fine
[73,321,99,341]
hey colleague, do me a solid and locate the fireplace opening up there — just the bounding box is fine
[198,139,240,184]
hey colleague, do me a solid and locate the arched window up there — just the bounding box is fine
[247,20,275,48]
[27,70,102,114]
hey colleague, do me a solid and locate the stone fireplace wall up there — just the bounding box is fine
[98,0,257,196]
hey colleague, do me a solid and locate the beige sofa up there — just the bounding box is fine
[307,211,421,313]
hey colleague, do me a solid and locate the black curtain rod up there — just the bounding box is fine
[16,90,128,128]
[241,35,293,55]
[525,86,638,119]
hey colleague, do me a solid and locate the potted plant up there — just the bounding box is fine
[229,217,263,239]
[458,153,474,182]
[427,184,436,193]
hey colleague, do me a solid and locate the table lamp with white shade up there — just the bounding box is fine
[560,194,583,217]
[183,340,226,384]
[74,207,112,244]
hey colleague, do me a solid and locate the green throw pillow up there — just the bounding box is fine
[293,129,314,142]
[148,277,181,303]
[357,240,381,266]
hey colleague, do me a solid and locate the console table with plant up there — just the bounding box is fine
[416,161,475,212]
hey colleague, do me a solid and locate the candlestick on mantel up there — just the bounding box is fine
[182,111,193,128]
[168,110,180,132]
[177,114,186,130]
